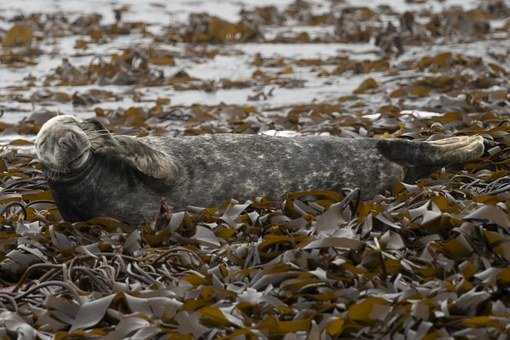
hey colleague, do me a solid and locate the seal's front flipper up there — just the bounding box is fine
[377,135,485,167]
[79,118,179,183]
[113,135,180,183]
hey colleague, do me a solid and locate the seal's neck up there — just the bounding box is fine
[47,152,170,223]
[45,154,95,185]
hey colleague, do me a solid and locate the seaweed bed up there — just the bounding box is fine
[1,0,510,338]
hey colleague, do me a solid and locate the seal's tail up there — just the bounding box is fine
[377,135,485,167]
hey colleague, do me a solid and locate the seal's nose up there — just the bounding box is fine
[58,132,77,150]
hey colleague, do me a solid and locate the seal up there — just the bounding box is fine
[35,115,485,225]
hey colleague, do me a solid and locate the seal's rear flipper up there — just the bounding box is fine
[377,135,485,167]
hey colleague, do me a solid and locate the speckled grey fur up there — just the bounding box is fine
[39,117,484,225]
[147,134,404,203]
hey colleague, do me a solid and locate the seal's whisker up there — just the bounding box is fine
[87,134,117,139]
[86,131,121,139]
[88,129,111,135]
[86,131,110,137]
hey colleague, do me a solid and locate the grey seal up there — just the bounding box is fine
[35,115,484,225]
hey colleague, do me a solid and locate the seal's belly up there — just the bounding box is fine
[146,135,404,207]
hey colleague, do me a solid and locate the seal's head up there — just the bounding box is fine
[35,115,92,175]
